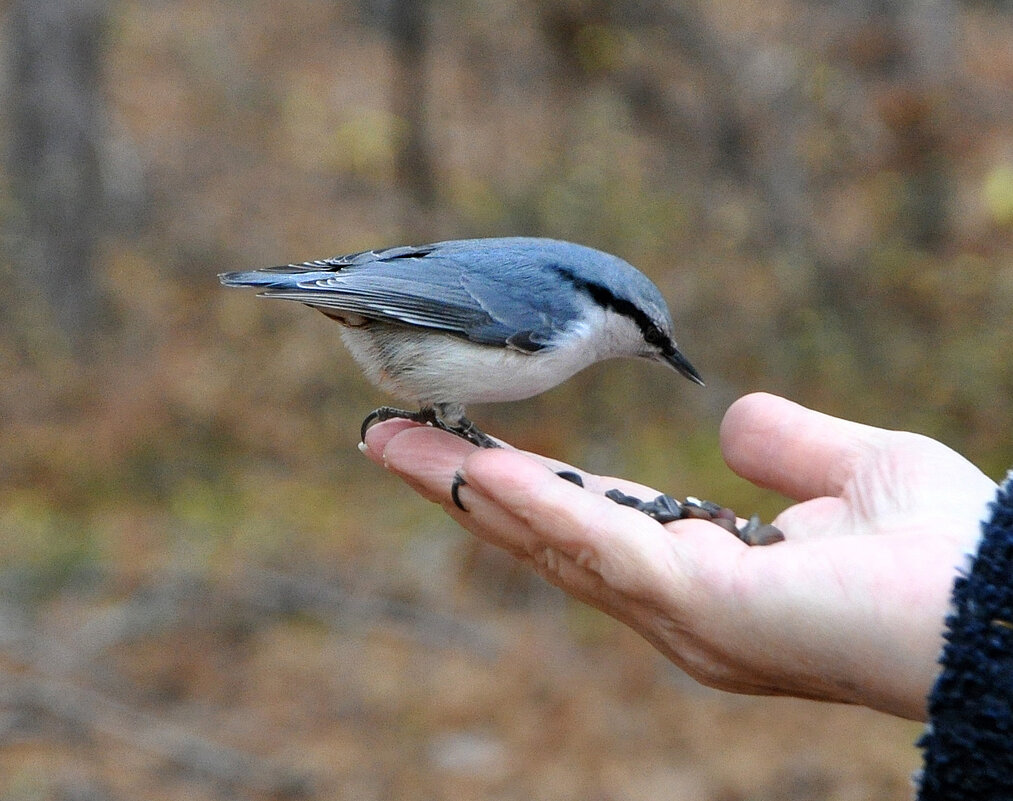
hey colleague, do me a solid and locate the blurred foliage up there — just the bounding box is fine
[0,0,1011,797]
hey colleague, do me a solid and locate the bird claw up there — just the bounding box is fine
[451,471,469,512]
[452,466,584,514]
[360,406,424,441]
[453,420,501,449]
[361,407,501,449]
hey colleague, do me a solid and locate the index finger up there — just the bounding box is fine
[361,418,669,501]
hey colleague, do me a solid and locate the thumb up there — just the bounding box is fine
[720,393,887,502]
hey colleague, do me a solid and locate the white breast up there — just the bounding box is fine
[338,307,645,407]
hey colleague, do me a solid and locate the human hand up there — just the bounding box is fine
[360,393,997,720]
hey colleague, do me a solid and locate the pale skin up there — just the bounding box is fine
[360,392,998,721]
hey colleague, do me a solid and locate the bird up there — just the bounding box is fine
[218,240,788,545]
[218,236,703,451]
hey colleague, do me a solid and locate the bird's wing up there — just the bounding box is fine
[220,240,585,352]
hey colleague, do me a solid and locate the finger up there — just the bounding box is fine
[370,425,477,503]
[514,455,665,500]
[369,423,743,586]
[364,420,664,503]
[360,418,427,466]
[458,448,740,600]
[444,476,629,610]
[771,495,854,541]
[374,429,673,607]
[719,392,887,501]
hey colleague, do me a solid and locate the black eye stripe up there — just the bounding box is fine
[552,265,672,350]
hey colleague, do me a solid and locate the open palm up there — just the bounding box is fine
[362,393,997,721]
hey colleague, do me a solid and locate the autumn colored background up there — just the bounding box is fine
[1,0,1011,798]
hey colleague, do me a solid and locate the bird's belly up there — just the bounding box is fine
[339,326,593,406]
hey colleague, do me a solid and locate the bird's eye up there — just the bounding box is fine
[644,325,665,347]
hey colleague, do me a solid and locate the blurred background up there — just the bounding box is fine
[1,0,1011,798]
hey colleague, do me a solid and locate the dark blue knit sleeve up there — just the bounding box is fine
[917,473,1013,800]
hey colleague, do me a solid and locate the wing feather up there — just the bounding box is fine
[221,238,590,352]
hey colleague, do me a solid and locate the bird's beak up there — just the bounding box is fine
[660,347,705,386]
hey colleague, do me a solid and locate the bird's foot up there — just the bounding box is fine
[362,406,499,513]
[451,471,469,511]
[554,473,783,546]
[361,407,501,450]
[361,406,429,441]
[450,417,501,450]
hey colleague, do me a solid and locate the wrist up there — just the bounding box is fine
[918,474,1013,797]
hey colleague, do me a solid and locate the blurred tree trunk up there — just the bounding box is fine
[7,0,111,353]
[534,0,807,252]
[886,0,956,251]
[836,0,957,251]
[374,0,436,239]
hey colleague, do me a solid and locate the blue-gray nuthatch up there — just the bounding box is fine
[219,237,783,544]
[219,237,702,444]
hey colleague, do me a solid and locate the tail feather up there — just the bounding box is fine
[217,267,333,288]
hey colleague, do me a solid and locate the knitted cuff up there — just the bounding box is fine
[917,473,1013,800]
